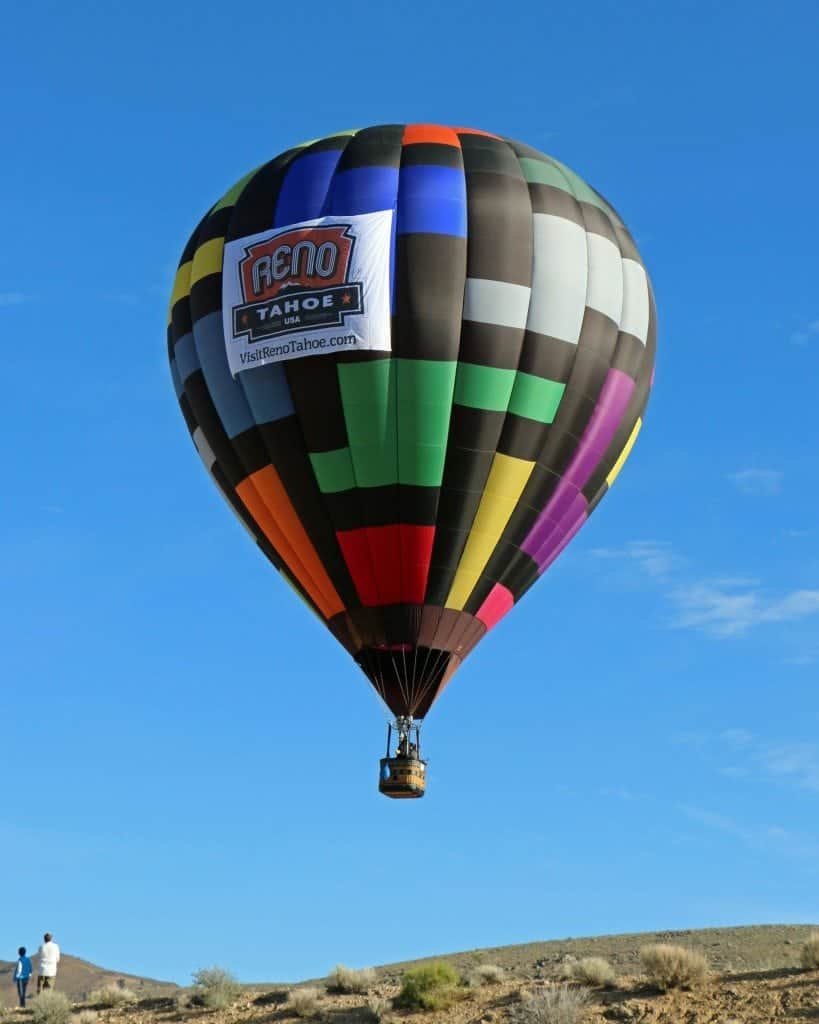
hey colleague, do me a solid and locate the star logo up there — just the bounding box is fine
[341,292,351,305]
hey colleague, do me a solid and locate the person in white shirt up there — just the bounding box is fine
[37,933,60,992]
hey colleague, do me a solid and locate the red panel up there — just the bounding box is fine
[336,525,435,607]
[336,529,380,606]
[399,524,435,605]
[402,124,462,147]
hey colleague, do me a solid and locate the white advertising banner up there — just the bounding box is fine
[221,209,393,375]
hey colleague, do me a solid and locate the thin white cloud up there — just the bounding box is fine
[681,730,819,795]
[729,468,783,496]
[784,653,818,667]
[592,539,819,640]
[590,539,680,580]
[792,319,819,344]
[670,583,819,637]
[678,802,819,858]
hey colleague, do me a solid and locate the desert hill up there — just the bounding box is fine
[0,951,176,1002]
[367,922,819,984]
[5,925,819,1022]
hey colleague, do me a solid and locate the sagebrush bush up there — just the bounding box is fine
[253,989,289,1007]
[75,1011,99,1024]
[566,957,616,988]
[467,964,505,987]
[513,986,590,1024]
[801,932,819,969]
[31,991,71,1024]
[191,966,242,1010]
[327,965,377,994]
[394,963,463,1011]
[174,992,192,1011]
[364,996,391,1023]
[87,984,137,1008]
[640,944,708,990]
[288,987,321,1017]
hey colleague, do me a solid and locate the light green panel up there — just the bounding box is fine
[396,359,457,486]
[309,448,357,494]
[453,363,516,413]
[338,359,398,488]
[508,373,566,424]
[519,156,618,220]
[337,359,457,489]
[213,166,264,212]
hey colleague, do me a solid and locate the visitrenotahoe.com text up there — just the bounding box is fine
[238,332,358,366]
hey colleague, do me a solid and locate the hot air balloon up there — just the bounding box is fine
[167,124,655,798]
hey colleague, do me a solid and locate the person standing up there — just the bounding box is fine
[13,947,32,1007]
[37,933,60,992]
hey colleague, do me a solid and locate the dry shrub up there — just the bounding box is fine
[467,964,505,987]
[253,989,289,1007]
[75,1012,98,1024]
[327,965,377,994]
[364,996,391,1023]
[640,944,708,990]
[566,957,616,988]
[801,932,819,969]
[513,986,590,1024]
[32,991,72,1024]
[394,963,463,1011]
[87,985,137,1008]
[191,966,242,1010]
[288,987,321,1017]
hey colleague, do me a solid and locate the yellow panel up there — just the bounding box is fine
[606,417,642,488]
[445,453,535,610]
[190,237,225,288]
[167,260,192,324]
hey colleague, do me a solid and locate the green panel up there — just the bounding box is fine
[338,359,398,487]
[309,448,356,493]
[519,157,617,219]
[295,128,360,147]
[398,442,448,486]
[454,362,516,413]
[519,158,575,190]
[338,358,457,489]
[396,359,457,486]
[508,373,566,424]
[213,166,263,212]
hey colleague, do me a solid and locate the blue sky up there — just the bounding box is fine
[2,0,818,988]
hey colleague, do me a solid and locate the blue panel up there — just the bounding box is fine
[174,332,200,383]
[193,312,255,440]
[274,149,344,226]
[325,167,399,216]
[396,165,467,237]
[169,358,184,400]
[324,166,399,312]
[238,362,296,425]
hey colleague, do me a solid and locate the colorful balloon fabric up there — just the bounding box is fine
[168,124,656,719]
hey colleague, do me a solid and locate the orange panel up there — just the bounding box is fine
[402,124,462,147]
[236,466,344,619]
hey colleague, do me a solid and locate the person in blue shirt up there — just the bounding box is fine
[13,947,32,1007]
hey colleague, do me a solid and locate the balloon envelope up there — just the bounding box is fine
[168,124,655,719]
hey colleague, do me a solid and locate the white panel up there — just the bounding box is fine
[463,278,532,330]
[528,214,588,344]
[192,426,217,471]
[585,233,623,324]
[620,258,650,343]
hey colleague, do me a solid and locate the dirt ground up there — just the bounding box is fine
[5,925,819,1024]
